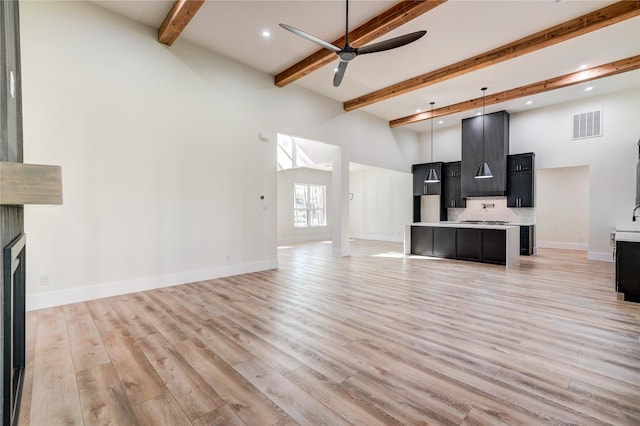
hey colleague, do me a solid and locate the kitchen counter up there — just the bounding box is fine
[414,221,519,230]
[616,223,640,243]
[405,222,520,267]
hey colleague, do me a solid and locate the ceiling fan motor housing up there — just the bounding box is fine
[339,49,357,61]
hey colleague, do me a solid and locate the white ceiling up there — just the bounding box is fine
[92,0,640,132]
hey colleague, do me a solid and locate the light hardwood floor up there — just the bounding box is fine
[19,240,640,425]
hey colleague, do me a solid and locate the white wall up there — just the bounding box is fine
[418,124,461,164]
[20,1,418,309]
[349,166,413,242]
[510,89,640,259]
[536,166,589,250]
[277,168,332,244]
[418,88,640,260]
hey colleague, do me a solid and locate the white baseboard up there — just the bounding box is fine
[277,235,331,244]
[350,233,404,243]
[537,241,588,251]
[26,259,279,312]
[587,251,614,262]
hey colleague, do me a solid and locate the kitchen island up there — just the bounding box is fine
[404,222,520,267]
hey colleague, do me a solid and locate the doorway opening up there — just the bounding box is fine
[536,166,589,251]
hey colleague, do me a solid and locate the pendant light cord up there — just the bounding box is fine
[481,87,487,163]
[430,101,435,161]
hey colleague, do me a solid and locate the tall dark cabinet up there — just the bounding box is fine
[411,162,446,223]
[507,153,535,207]
[461,111,509,198]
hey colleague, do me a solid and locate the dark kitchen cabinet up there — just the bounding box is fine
[411,226,434,256]
[461,111,509,198]
[411,226,456,258]
[412,162,443,196]
[456,228,481,261]
[520,225,534,255]
[412,164,428,196]
[616,241,640,302]
[481,229,507,264]
[412,197,421,223]
[433,227,456,258]
[443,162,465,209]
[412,162,446,223]
[507,153,533,173]
[411,226,509,265]
[507,153,535,207]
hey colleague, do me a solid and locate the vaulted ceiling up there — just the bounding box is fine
[93,0,640,132]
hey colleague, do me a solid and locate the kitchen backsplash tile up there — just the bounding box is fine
[447,198,535,224]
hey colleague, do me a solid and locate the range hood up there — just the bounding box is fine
[0,162,62,205]
[461,111,509,198]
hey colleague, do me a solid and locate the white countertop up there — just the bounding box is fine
[616,223,640,243]
[412,222,519,230]
[616,223,640,232]
[452,221,535,226]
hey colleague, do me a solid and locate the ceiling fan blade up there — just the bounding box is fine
[279,23,341,54]
[333,61,349,87]
[357,30,427,55]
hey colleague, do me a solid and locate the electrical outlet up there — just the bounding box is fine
[40,275,50,287]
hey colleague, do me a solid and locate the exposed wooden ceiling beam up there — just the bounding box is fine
[274,0,446,87]
[158,0,205,46]
[347,1,640,112]
[389,56,640,128]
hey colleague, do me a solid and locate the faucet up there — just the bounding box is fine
[633,205,640,222]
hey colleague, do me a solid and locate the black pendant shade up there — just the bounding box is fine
[475,162,493,179]
[475,87,493,180]
[425,168,439,183]
[424,101,440,183]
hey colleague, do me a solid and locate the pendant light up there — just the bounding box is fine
[424,101,440,183]
[475,87,493,179]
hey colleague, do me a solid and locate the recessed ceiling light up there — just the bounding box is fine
[262,31,271,38]
[438,120,444,124]
[579,64,588,70]
[526,100,532,105]
[476,112,482,116]
[584,86,593,91]
[416,109,422,113]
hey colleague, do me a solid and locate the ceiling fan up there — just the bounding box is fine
[279,0,427,87]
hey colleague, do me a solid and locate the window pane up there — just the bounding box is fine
[294,184,326,227]
[309,185,324,209]
[294,209,307,227]
[309,209,325,227]
[294,184,307,209]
